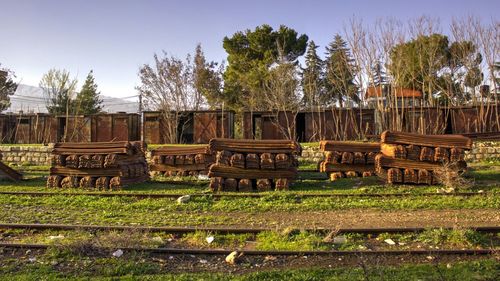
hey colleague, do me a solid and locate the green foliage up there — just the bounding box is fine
[74,70,103,114]
[388,34,483,105]
[324,35,359,107]
[301,40,324,107]
[0,64,18,112]
[40,69,78,115]
[193,44,224,108]
[222,24,308,111]
[370,61,388,86]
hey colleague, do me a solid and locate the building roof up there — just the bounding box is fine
[365,86,423,99]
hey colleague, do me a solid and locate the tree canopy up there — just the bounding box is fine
[74,70,103,115]
[324,34,359,107]
[0,64,18,112]
[301,41,324,107]
[193,44,224,109]
[222,24,308,111]
[40,69,78,115]
[388,34,482,105]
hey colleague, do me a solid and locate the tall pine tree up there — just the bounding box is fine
[75,71,103,114]
[301,41,324,107]
[324,35,358,107]
[370,60,388,86]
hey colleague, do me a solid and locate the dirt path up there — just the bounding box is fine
[211,209,500,229]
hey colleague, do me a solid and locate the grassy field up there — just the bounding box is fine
[1,256,498,280]
[0,160,498,279]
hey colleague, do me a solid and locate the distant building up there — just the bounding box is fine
[365,85,423,108]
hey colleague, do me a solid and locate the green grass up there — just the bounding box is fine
[3,228,497,252]
[1,164,498,195]
[0,256,498,280]
[297,161,319,170]
[0,192,497,228]
[255,230,329,251]
[0,163,497,227]
[300,142,320,148]
[181,231,252,248]
[415,228,491,248]
[0,143,45,147]
[466,168,500,183]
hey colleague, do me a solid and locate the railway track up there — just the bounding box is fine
[0,243,494,256]
[0,190,491,199]
[1,224,497,260]
[1,223,499,234]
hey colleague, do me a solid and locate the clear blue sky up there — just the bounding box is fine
[1,0,498,98]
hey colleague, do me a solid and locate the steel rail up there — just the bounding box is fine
[0,190,491,199]
[0,243,495,256]
[1,223,499,234]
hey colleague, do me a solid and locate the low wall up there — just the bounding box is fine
[464,141,500,162]
[0,145,53,166]
[0,141,498,167]
[299,141,500,163]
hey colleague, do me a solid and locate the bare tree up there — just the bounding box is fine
[449,16,499,132]
[40,68,78,141]
[137,51,203,143]
[264,61,301,140]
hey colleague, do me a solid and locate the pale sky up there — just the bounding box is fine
[1,0,498,99]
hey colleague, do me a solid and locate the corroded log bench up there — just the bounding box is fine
[149,145,213,177]
[47,141,149,190]
[319,141,380,181]
[207,139,301,192]
[376,131,472,185]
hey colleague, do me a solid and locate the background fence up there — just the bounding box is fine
[0,106,498,144]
